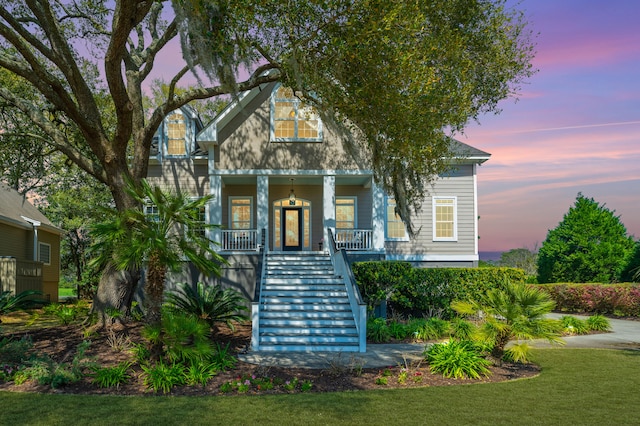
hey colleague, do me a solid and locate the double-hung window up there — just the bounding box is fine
[385,198,408,240]
[433,196,458,241]
[271,86,322,142]
[166,112,187,156]
[336,197,357,230]
[229,197,253,230]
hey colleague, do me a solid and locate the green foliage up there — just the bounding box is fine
[15,340,94,389]
[165,282,248,330]
[0,290,42,318]
[351,262,412,312]
[560,316,589,335]
[387,321,410,340]
[620,240,640,282]
[426,340,491,379]
[449,317,477,341]
[537,194,635,284]
[453,282,563,362]
[412,317,450,341]
[90,179,227,327]
[366,317,391,343]
[353,261,525,318]
[210,342,237,371]
[586,314,611,332]
[184,360,219,388]
[143,310,214,364]
[140,362,185,394]
[499,248,538,277]
[540,284,640,317]
[90,362,131,388]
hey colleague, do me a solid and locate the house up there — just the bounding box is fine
[147,82,490,352]
[0,183,63,302]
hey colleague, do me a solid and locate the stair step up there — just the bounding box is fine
[257,344,359,352]
[261,290,347,297]
[260,304,351,312]
[261,296,349,304]
[259,335,359,344]
[260,327,357,335]
[260,318,356,327]
[264,278,344,285]
[260,310,354,319]
[262,285,345,291]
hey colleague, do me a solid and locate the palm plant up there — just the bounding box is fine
[90,179,226,331]
[452,281,563,363]
[165,282,248,331]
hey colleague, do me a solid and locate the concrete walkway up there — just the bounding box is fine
[238,315,640,369]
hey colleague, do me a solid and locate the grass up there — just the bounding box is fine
[58,287,76,298]
[1,348,638,425]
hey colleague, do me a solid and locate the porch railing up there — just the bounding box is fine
[220,229,259,251]
[334,229,373,251]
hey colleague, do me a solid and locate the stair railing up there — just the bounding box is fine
[251,228,267,351]
[327,228,367,352]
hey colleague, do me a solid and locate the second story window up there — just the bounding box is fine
[166,112,186,156]
[271,85,322,142]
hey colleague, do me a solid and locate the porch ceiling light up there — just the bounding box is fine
[289,178,296,205]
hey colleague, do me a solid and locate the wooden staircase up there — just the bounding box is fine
[253,252,360,352]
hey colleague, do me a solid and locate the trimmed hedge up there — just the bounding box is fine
[352,261,526,318]
[539,284,640,317]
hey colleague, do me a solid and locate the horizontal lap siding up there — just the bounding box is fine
[146,160,209,197]
[218,91,361,171]
[0,223,28,259]
[336,186,373,229]
[386,165,476,256]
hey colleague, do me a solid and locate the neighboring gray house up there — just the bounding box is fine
[0,183,63,302]
[147,83,490,352]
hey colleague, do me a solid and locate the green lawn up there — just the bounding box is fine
[1,348,639,425]
[58,287,76,298]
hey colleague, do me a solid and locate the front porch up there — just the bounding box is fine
[210,172,386,254]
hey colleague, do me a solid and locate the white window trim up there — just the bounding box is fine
[269,84,323,142]
[335,196,357,229]
[433,196,458,242]
[38,242,51,265]
[229,196,254,229]
[385,197,409,241]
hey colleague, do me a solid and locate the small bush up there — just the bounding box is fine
[184,359,218,387]
[387,321,409,340]
[90,362,131,388]
[541,284,640,317]
[426,340,491,379]
[366,317,391,343]
[561,316,589,335]
[449,317,476,341]
[141,362,185,393]
[586,314,611,332]
[411,317,449,341]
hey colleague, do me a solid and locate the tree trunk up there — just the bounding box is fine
[146,252,167,361]
[90,263,140,328]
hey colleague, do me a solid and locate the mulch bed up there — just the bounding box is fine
[0,322,540,396]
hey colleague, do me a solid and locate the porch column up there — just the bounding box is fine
[257,175,269,249]
[371,182,385,251]
[209,174,222,250]
[323,175,336,245]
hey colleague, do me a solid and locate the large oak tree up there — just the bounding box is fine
[0,0,535,315]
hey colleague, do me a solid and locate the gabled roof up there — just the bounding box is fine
[449,139,491,164]
[196,82,491,164]
[0,182,63,234]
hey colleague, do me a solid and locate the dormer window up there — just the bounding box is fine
[166,112,186,156]
[271,85,322,142]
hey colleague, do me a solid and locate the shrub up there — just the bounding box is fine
[353,262,525,318]
[165,282,249,330]
[366,317,391,343]
[141,362,185,393]
[426,340,491,379]
[560,316,589,335]
[387,321,409,340]
[586,314,611,332]
[541,284,640,317]
[184,359,218,387]
[413,317,449,341]
[449,317,476,341]
[90,362,131,388]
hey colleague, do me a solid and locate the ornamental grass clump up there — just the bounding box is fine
[426,340,491,379]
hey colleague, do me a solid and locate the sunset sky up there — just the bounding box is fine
[463,0,640,252]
